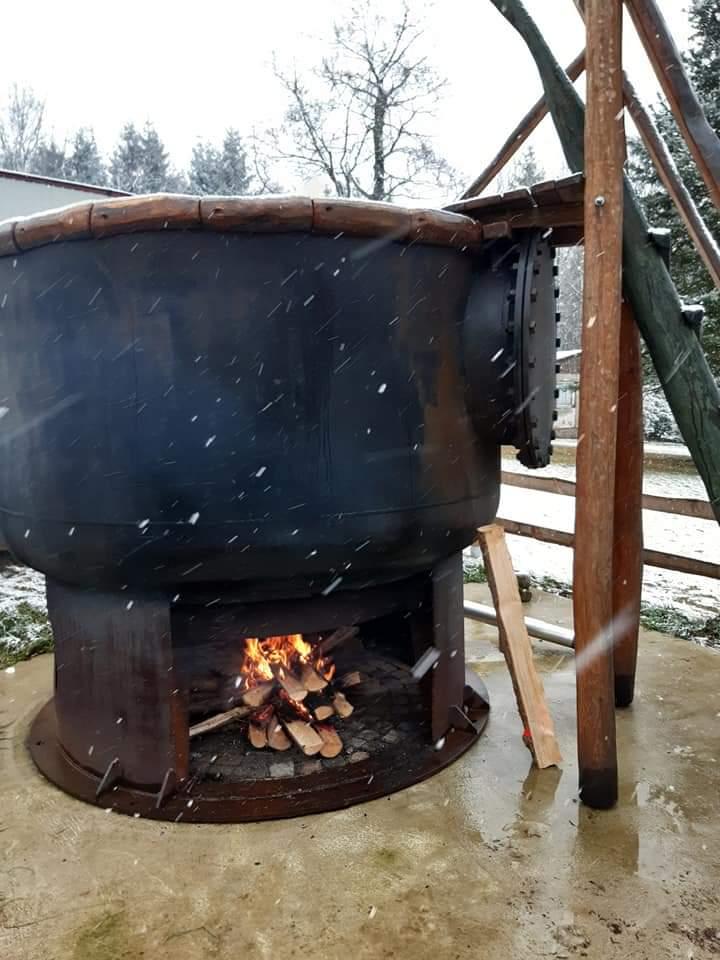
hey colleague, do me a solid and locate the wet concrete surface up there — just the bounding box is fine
[1,585,718,959]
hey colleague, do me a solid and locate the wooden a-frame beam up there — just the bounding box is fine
[624,0,720,212]
[622,76,720,289]
[460,51,586,200]
[462,1,720,290]
[571,0,720,289]
[486,0,720,528]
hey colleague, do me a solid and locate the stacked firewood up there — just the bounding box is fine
[189,626,362,758]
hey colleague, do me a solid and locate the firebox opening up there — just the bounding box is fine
[183,611,438,789]
[185,612,417,764]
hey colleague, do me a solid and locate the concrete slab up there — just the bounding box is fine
[1,588,719,960]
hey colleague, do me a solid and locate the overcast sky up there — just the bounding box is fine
[0,0,690,199]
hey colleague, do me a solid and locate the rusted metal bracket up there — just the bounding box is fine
[450,703,480,735]
[155,768,178,809]
[95,757,122,798]
[411,645,441,679]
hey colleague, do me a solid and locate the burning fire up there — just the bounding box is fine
[239,633,335,690]
[278,686,312,721]
[189,625,359,758]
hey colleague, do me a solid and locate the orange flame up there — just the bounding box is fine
[237,631,350,725]
[320,659,336,682]
[277,687,312,721]
[240,633,316,689]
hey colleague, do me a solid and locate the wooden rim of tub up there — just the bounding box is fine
[0,193,487,258]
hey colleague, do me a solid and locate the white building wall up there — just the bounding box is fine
[0,172,126,221]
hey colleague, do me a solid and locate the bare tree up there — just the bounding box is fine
[267,2,456,201]
[0,85,46,171]
[248,133,285,194]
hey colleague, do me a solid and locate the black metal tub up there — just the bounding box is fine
[0,194,556,594]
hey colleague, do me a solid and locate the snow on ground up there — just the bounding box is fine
[497,453,720,621]
[0,561,50,668]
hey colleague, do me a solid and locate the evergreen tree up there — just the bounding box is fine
[218,128,250,194]
[497,145,544,191]
[110,122,145,192]
[189,128,251,194]
[139,121,171,192]
[64,128,106,186]
[110,121,180,193]
[189,140,222,194]
[628,0,720,375]
[32,138,66,178]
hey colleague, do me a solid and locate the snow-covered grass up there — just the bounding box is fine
[464,556,719,650]
[462,554,487,584]
[643,387,682,442]
[0,561,52,669]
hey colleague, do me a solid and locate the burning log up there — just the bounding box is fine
[188,629,357,754]
[307,680,355,720]
[248,722,268,749]
[282,720,324,756]
[189,705,251,738]
[248,705,274,749]
[242,681,275,708]
[332,691,354,719]
[273,666,308,702]
[267,716,292,751]
[304,689,335,721]
[315,724,343,758]
[313,704,335,722]
[300,662,329,692]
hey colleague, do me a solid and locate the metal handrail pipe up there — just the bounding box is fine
[464,599,576,649]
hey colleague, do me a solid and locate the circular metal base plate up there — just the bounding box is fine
[28,680,489,823]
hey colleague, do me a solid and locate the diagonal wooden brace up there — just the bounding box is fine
[477,524,562,769]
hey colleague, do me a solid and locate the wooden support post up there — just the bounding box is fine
[624,0,720,211]
[573,0,624,809]
[612,305,644,707]
[478,524,562,769]
[459,51,586,200]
